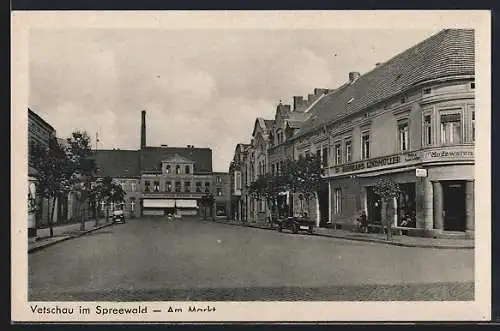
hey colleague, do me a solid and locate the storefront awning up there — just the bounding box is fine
[143,199,175,208]
[176,199,198,208]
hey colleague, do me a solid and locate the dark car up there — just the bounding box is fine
[276,216,314,234]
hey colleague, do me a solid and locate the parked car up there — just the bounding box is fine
[276,216,314,234]
[112,204,126,224]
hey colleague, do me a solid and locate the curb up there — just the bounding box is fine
[28,222,116,254]
[215,221,474,250]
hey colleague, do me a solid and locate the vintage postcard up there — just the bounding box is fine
[11,10,491,322]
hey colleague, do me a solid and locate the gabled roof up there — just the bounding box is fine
[95,150,141,178]
[140,146,212,174]
[251,117,274,137]
[293,29,474,139]
[163,153,194,164]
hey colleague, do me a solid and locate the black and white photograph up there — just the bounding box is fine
[12,11,491,322]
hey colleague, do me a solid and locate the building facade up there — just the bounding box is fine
[95,111,230,218]
[229,143,250,221]
[231,29,475,238]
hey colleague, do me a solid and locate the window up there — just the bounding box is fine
[334,188,342,215]
[361,133,370,159]
[166,165,171,174]
[130,181,137,192]
[235,172,242,190]
[217,188,223,196]
[185,165,190,174]
[153,181,160,192]
[175,181,181,192]
[334,143,342,165]
[471,111,475,142]
[398,121,409,151]
[345,139,352,163]
[196,182,202,193]
[176,165,181,174]
[423,87,432,95]
[400,95,406,104]
[440,113,462,145]
[470,82,475,89]
[216,176,222,183]
[144,180,150,192]
[166,181,172,192]
[423,115,432,146]
[130,198,136,212]
[184,181,191,192]
[316,149,321,164]
[271,164,275,176]
[205,182,211,193]
[279,161,284,175]
[322,147,328,167]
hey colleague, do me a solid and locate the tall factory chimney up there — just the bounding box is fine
[141,110,146,149]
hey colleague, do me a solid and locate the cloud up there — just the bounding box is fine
[28,28,440,171]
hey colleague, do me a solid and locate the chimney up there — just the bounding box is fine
[349,72,361,83]
[141,110,146,149]
[293,96,304,111]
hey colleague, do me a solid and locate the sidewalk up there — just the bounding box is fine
[29,218,114,253]
[216,219,474,249]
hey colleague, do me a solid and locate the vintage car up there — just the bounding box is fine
[276,216,314,234]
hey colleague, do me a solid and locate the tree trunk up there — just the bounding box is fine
[49,196,56,237]
[94,203,99,227]
[79,202,85,231]
[381,200,391,241]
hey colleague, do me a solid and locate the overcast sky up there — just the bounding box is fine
[29,28,440,172]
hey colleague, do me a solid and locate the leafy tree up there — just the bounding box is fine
[372,176,402,240]
[281,154,324,220]
[248,173,285,224]
[66,131,96,230]
[89,176,126,224]
[30,137,74,237]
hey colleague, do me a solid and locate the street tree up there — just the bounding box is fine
[30,137,74,237]
[281,154,324,219]
[372,176,402,240]
[248,173,285,224]
[66,130,96,231]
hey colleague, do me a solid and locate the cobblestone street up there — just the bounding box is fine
[29,216,474,301]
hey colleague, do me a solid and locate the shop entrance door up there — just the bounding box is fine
[318,182,329,227]
[366,187,382,225]
[442,181,466,231]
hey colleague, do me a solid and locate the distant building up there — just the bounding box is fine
[94,111,230,218]
[213,172,231,219]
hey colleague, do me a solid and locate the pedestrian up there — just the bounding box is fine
[360,210,368,233]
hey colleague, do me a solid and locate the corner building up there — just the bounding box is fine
[291,29,475,238]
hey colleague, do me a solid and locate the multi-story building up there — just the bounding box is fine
[232,29,475,238]
[288,29,475,237]
[213,172,231,218]
[229,143,250,221]
[95,111,229,218]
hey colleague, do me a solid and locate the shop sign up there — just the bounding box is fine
[415,168,427,177]
[334,155,401,174]
[404,151,421,162]
[424,150,474,160]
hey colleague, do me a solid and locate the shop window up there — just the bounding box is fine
[345,138,352,163]
[334,142,342,165]
[398,121,409,151]
[196,182,202,193]
[153,181,160,192]
[166,181,172,192]
[423,114,432,146]
[144,180,150,192]
[397,183,416,228]
[361,132,370,160]
[175,181,181,192]
[440,113,462,145]
[185,165,190,174]
[185,181,191,193]
[333,188,342,215]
